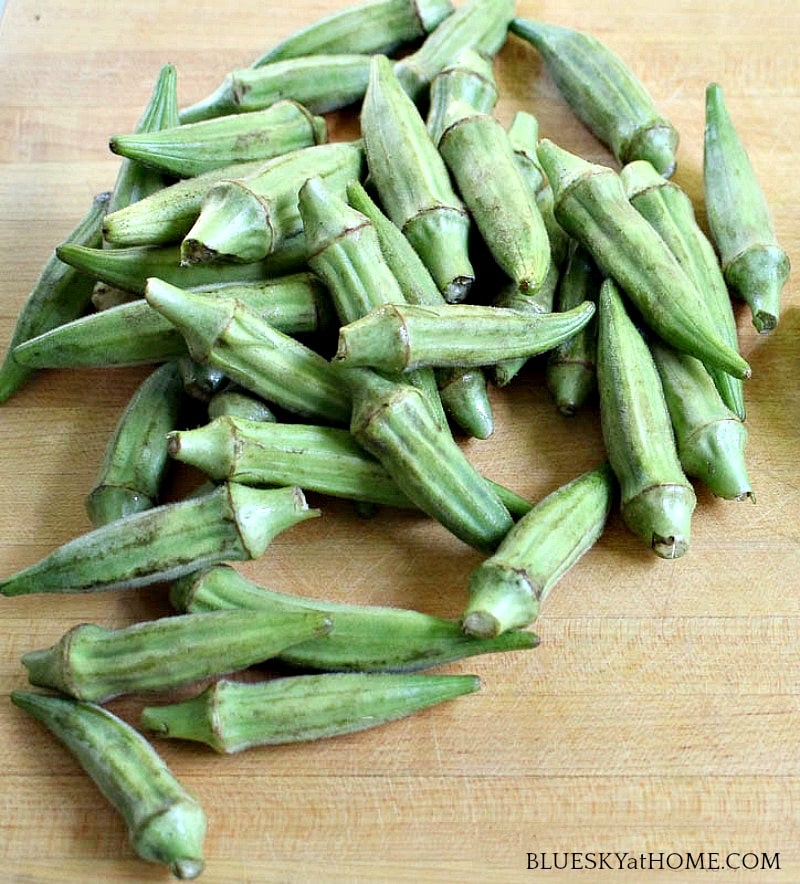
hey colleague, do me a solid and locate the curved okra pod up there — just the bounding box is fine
[361,55,474,302]
[86,361,185,526]
[511,19,679,176]
[140,672,480,752]
[0,191,109,404]
[110,102,328,179]
[704,83,790,334]
[621,159,745,420]
[171,564,538,672]
[597,279,696,559]
[650,341,753,502]
[14,273,331,370]
[437,100,551,297]
[179,55,373,124]
[334,301,596,372]
[0,482,317,596]
[22,609,332,703]
[545,243,600,416]
[252,0,453,65]
[394,0,514,100]
[145,279,352,424]
[346,180,493,438]
[11,691,206,879]
[462,463,614,637]
[426,48,498,145]
[537,139,751,380]
[346,368,513,551]
[182,141,365,264]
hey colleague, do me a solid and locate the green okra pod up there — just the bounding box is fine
[346,368,513,551]
[650,341,753,502]
[621,158,745,420]
[208,386,277,423]
[179,55,373,124]
[0,482,317,596]
[252,0,453,65]
[361,55,474,302]
[0,191,109,404]
[545,243,600,416]
[597,278,696,559]
[426,48,498,146]
[177,357,228,403]
[182,141,365,264]
[334,301,596,372]
[537,139,751,380]
[437,100,551,297]
[435,366,494,440]
[23,609,332,703]
[140,672,480,752]
[171,564,538,672]
[394,0,514,100]
[110,101,328,179]
[462,463,614,638]
[511,18,679,177]
[145,279,351,424]
[86,361,185,527]
[11,691,206,879]
[14,273,330,370]
[704,82,790,334]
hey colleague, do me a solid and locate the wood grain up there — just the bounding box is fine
[1,0,798,881]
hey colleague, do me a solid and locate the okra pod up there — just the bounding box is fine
[208,386,277,423]
[537,139,751,380]
[110,102,328,179]
[462,463,614,637]
[435,366,494,440]
[0,482,317,596]
[704,83,790,333]
[252,0,453,65]
[597,278,696,558]
[23,609,332,703]
[426,48,498,146]
[177,357,228,403]
[361,55,474,301]
[335,301,596,372]
[182,141,365,264]
[145,279,351,424]
[11,691,206,879]
[141,672,480,752]
[86,361,185,526]
[511,18,679,176]
[171,564,538,672]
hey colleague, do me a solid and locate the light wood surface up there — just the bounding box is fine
[1,1,798,881]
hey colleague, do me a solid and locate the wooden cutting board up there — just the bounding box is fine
[1,1,798,880]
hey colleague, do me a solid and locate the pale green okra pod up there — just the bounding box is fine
[208,386,277,423]
[426,48,498,146]
[12,691,206,879]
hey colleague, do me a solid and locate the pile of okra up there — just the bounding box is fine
[1,0,789,877]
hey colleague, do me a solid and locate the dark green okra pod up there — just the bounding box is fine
[597,278,696,559]
[511,19,679,176]
[171,564,538,672]
[0,482,317,596]
[537,139,751,380]
[462,463,614,638]
[179,55,373,124]
[650,341,753,502]
[621,158,745,420]
[0,191,109,404]
[346,368,513,551]
[361,55,474,301]
[426,48,498,146]
[182,140,365,264]
[145,279,351,424]
[334,301,596,372]
[140,672,480,752]
[704,82,790,334]
[23,609,332,703]
[110,101,328,179]
[252,0,453,65]
[346,180,494,439]
[394,0,514,100]
[86,361,185,527]
[11,691,206,879]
